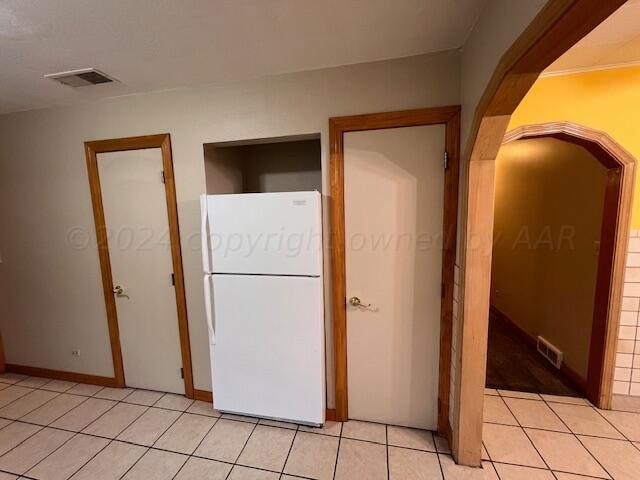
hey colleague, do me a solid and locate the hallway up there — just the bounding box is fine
[486,313,583,398]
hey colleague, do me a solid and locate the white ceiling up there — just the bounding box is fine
[545,0,640,75]
[0,0,485,114]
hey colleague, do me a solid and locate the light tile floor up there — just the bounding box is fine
[0,373,639,479]
[483,387,640,480]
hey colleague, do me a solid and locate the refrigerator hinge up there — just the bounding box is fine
[161,171,166,183]
[443,151,449,170]
[171,273,175,286]
[180,367,184,379]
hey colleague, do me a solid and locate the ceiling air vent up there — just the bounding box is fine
[45,68,117,87]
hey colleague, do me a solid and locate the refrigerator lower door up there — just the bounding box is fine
[203,274,216,345]
[210,274,325,425]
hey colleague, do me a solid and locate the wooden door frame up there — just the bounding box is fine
[329,106,461,435]
[85,133,194,398]
[454,0,627,466]
[502,121,635,405]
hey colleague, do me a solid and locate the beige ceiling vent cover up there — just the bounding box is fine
[45,68,117,87]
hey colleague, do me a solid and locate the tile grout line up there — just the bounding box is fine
[385,424,390,480]
[498,394,554,472]
[433,431,446,480]
[331,421,343,480]
[482,440,493,462]
[0,376,569,479]
[117,404,191,479]
[14,428,82,478]
[631,308,640,395]
[498,394,631,477]
[0,380,311,434]
[3,412,361,467]
[0,388,64,421]
[32,431,113,480]
[226,417,260,478]
[0,391,104,474]
[0,382,190,478]
[489,460,611,480]
[571,434,616,480]
[2,411,449,480]
[538,396,615,480]
[103,403,153,441]
[1,390,62,423]
[591,402,633,442]
[481,418,633,441]
[169,414,222,480]
[0,386,35,411]
[17,387,146,479]
[280,424,300,476]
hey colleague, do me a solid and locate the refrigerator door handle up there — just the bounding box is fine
[200,194,211,273]
[204,275,216,345]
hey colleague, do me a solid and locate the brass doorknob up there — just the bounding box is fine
[349,296,377,311]
[112,285,124,295]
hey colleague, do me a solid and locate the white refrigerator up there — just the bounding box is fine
[200,191,325,425]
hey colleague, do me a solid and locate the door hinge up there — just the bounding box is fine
[180,367,184,379]
[161,171,166,183]
[171,273,175,286]
[444,151,449,170]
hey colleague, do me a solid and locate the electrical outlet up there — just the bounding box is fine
[71,350,81,357]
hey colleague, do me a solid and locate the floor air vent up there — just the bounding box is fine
[45,68,117,87]
[537,336,563,369]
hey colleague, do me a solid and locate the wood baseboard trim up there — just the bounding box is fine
[558,359,587,393]
[325,408,336,422]
[442,419,453,449]
[5,364,118,388]
[194,389,213,403]
[489,305,588,394]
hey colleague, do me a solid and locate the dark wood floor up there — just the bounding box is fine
[486,313,582,397]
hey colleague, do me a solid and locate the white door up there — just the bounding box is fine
[344,125,445,429]
[98,148,184,394]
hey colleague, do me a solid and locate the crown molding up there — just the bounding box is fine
[541,60,640,78]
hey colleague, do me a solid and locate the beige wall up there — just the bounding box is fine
[242,141,321,193]
[203,145,245,195]
[491,138,607,378]
[451,0,547,435]
[459,0,547,151]
[0,51,460,405]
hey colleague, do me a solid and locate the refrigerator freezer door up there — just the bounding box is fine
[210,274,325,425]
[206,191,322,276]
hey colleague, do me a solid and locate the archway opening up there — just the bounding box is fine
[486,123,634,406]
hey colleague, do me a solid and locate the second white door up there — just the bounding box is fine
[98,148,184,394]
[344,124,445,429]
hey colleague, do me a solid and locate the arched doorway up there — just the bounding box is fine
[494,122,635,405]
[453,0,628,466]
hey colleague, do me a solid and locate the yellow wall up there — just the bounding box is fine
[492,138,606,378]
[509,65,640,226]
